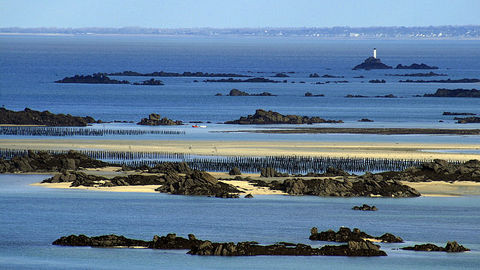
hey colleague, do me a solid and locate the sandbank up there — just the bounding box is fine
[401,181,480,196]
[1,139,480,161]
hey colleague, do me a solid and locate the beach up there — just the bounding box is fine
[1,139,480,160]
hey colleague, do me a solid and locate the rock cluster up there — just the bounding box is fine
[353,57,392,70]
[53,233,386,257]
[137,113,183,126]
[42,164,241,198]
[304,92,324,97]
[0,108,98,126]
[108,71,250,78]
[0,150,107,173]
[276,176,420,197]
[378,159,480,182]
[220,89,276,96]
[309,227,403,243]
[455,117,480,124]
[260,167,289,177]
[442,112,476,116]
[187,240,386,257]
[404,78,480,83]
[155,170,241,198]
[224,109,343,125]
[401,241,470,252]
[55,73,130,84]
[424,88,480,98]
[352,204,378,211]
[395,63,438,69]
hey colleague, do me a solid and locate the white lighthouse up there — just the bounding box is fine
[373,48,377,59]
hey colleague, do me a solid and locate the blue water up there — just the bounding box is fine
[0,174,479,269]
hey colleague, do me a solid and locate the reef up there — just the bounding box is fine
[401,241,469,252]
[345,94,397,98]
[395,63,438,69]
[0,108,99,126]
[424,88,480,97]
[386,72,446,77]
[203,77,280,83]
[353,57,392,70]
[352,204,377,211]
[454,117,480,124]
[107,71,250,77]
[220,89,277,96]
[224,109,343,125]
[55,73,130,84]
[368,79,386,83]
[442,112,476,116]
[137,113,183,125]
[402,78,480,83]
[53,233,387,257]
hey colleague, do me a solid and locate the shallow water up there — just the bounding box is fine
[0,175,479,269]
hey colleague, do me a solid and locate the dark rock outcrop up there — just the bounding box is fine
[244,193,254,198]
[132,78,164,85]
[443,112,476,116]
[108,71,250,78]
[309,73,320,78]
[455,117,480,124]
[229,167,242,175]
[358,118,374,122]
[155,170,241,198]
[276,177,420,197]
[260,167,289,177]
[55,73,130,84]
[404,78,480,83]
[0,150,107,173]
[224,109,343,125]
[402,241,469,252]
[203,77,280,83]
[137,113,183,126]
[226,89,276,96]
[304,92,324,97]
[424,88,480,98]
[309,227,402,243]
[0,108,98,126]
[386,72,446,77]
[395,63,438,69]
[353,57,392,70]
[352,204,377,211]
[378,159,480,182]
[188,240,386,257]
[273,73,289,78]
[53,233,203,249]
[148,162,192,174]
[369,79,386,83]
[345,94,397,98]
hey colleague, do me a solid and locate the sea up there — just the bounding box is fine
[0,35,480,269]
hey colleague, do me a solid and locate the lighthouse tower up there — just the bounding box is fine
[373,48,377,59]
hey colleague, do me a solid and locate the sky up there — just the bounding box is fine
[1,0,480,28]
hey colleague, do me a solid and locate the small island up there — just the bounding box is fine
[137,113,183,126]
[353,57,392,70]
[345,94,397,98]
[386,71,446,77]
[304,92,324,97]
[369,79,386,83]
[0,108,99,127]
[424,88,480,97]
[224,109,343,124]
[108,71,250,77]
[55,73,130,84]
[454,117,480,124]
[216,89,277,96]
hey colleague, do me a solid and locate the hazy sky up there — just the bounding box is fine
[1,0,479,28]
